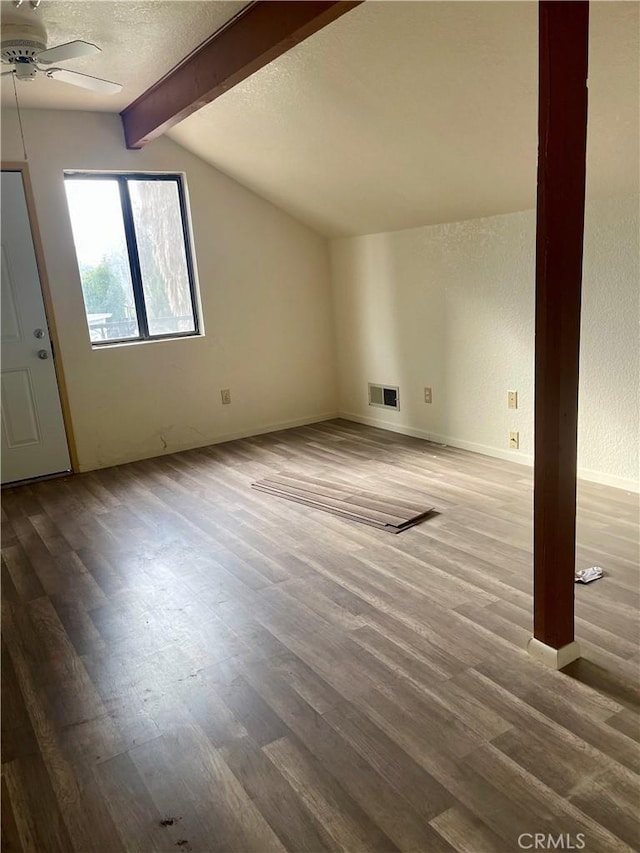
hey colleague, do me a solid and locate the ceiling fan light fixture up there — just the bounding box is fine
[14,61,36,80]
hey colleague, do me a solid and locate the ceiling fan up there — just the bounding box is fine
[0,21,122,94]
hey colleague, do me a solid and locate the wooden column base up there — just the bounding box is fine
[527,638,581,670]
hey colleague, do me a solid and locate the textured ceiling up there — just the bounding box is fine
[0,0,247,111]
[167,1,639,236]
[2,1,637,236]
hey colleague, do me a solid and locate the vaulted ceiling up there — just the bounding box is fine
[167,1,639,236]
[0,1,248,111]
[2,1,638,237]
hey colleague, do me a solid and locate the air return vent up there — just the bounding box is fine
[368,383,400,411]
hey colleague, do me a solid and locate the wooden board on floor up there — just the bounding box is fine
[251,474,434,533]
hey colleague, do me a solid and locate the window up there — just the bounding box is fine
[64,173,200,345]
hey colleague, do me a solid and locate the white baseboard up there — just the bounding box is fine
[337,410,433,442]
[426,430,534,468]
[527,638,581,670]
[206,412,340,447]
[337,411,532,467]
[80,412,339,472]
[338,411,639,494]
[574,467,639,493]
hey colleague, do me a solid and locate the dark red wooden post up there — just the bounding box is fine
[532,1,589,662]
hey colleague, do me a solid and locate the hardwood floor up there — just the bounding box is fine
[2,419,638,852]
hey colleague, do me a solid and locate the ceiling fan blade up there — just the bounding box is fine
[37,40,100,65]
[45,68,122,95]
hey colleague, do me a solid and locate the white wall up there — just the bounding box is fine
[2,109,337,471]
[331,196,640,491]
[1,111,637,488]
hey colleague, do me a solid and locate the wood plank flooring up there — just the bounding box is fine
[251,473,434,532]
[2,419,639,852]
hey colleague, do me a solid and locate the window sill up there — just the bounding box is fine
[91,333,205,350]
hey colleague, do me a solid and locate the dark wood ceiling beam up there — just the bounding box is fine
[120,0,362,149]
[531,0,589,666]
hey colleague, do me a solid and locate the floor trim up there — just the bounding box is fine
[338,411,639,493]
[527,638,582,670]
[77,412,340,472]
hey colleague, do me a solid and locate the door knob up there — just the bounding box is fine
[34,328,45,339]
[37,349,49,360]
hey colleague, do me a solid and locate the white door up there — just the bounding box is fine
[1,170,71,484]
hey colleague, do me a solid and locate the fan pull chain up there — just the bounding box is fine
[12,72,28,161]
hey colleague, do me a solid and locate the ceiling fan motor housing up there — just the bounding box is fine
[1,22,47,66]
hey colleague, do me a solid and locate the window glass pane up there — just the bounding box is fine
[64,179,139,342]
[129,180,196,337]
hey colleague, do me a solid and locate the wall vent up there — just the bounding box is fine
[368,383,400,411]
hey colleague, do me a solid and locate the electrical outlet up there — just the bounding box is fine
[509,431,519,449]
[424,387,432,404]
[221,389,231,405]
[508,390,518,409]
